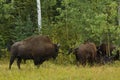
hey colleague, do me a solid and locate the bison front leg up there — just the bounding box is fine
[17,57,22,69]
[81,59,86,67]
[75,55,80,66]
[33,57,40,68]
[33,57,45,68]
[34,60,40,68]
[88,57,94,66]
[78,56,86,67]
[9,56,15,69]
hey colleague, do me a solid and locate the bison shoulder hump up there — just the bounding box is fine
[23,35,52,43]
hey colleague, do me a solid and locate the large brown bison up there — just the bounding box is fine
[9,35,60,69]
[69,42,97,66]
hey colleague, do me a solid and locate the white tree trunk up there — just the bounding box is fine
[118,1,120,26]
[36,0,41,32]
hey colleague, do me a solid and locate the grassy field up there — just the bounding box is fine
[0,59,120,80]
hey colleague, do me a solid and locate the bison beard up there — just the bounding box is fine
[9,35,59,69]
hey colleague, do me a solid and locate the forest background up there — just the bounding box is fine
[0,0,120,57]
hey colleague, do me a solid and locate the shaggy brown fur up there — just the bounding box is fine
[9,35,59,69]
[74,42,97,66]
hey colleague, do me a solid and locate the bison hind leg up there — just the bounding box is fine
[9,56,16,69]
[17,57,22,69]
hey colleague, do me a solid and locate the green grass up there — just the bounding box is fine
[0,59,120,80]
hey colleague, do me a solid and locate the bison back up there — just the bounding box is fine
[77,42,97,59]
[24,35,52,44]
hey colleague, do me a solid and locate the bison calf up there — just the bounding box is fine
[9,35,59,69]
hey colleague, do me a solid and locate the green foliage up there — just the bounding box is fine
[12,0,37,41]
[0,0,15,52]
[53,53,76,65]
[41,0,120,52]
[14,15,34,41]
[0,0,120,57]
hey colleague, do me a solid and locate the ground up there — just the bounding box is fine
[0,59,120,80]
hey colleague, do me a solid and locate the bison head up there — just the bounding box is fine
[52,43,60,59]
[68,47,78,55]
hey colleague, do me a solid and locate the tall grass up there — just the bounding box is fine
[0,58,120,80]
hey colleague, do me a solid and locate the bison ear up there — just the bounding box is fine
[54,43,60,48]
[74,47,78,53]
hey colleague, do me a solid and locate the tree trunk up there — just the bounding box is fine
[36,0,42,33]
[118,1,120,26]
